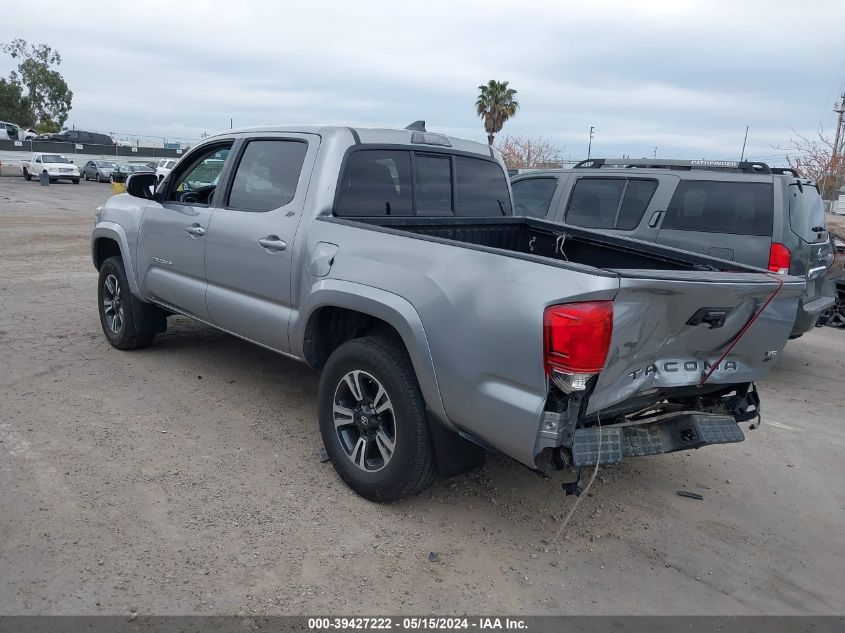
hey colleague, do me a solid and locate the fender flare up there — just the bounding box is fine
[91,222,142,297]
[291,279,450,427]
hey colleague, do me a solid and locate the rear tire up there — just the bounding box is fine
[23,168,31,181]
[97,256,166,350]
[318,336,436,501]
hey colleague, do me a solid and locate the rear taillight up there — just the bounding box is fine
[544,301,613,375]
[767,243,791,274]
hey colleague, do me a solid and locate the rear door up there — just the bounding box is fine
[558,175,670,242]
[786,180,832,287]
[204,133,316,352]
[587,269,804,415]
[655,177,774,266]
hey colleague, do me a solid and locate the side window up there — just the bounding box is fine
[616,180,658,229]
[167,144,232,204]
[454,156,512,216]
[512,178,558,218]
[662,181,773,236]
[227,140,308,212]
[566,178,625,229]
[415,154,452,214]
[335,150,412,216]
[565,178,657,230]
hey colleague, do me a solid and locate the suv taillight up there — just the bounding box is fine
[767,243,791,274]
[544,301,613,375]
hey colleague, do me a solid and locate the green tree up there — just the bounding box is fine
[0,78,32,126]
[475,79,519,146]
[1,38,73,130]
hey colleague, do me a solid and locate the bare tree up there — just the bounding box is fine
[775,128,844,199]
[496,135,563,170]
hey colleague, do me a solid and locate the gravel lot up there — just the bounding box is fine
[1,176,844,616]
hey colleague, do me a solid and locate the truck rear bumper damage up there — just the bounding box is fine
[566,412,745,468]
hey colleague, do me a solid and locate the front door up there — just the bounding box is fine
[204,134,316,352]
[136,141,234,319]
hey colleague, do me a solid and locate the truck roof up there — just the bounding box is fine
[207,124,495,157]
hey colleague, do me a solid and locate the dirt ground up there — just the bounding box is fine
[1,176,844,616]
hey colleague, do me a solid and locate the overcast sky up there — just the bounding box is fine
[3,0,844,162]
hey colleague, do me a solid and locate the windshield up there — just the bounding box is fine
[41,154,70,164]
[97,161,118,169]
[788,182,826,243]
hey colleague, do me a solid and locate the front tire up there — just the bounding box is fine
[318,336,436,502]
[97,256,166,350]
[72,178,79,184]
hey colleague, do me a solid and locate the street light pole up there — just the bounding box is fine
[587,126,595,160]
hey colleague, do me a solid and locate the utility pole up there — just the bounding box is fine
[230,117,233,130]
[833,92,845,163]
[653,146,657,159]
[740,125,749,161]
[587,126,595,159]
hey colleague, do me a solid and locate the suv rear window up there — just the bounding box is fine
[335,149,511,217]
[512,178,557,218]
[565,178,657,230]
[663,181,773,236]
[788,182,826,243]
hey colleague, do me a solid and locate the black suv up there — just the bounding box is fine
[511,159,834,338]
[48,130,114,146]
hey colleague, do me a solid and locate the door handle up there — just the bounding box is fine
[648,210,665,228]
[258,235,287,252]
[185,223,206,237]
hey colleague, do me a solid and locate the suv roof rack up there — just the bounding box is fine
[573,158,772,175]
[771,167,801,177]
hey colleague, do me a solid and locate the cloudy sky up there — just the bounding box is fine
[3,0,844,163]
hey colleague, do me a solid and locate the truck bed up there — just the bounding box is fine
[354,216,761,274]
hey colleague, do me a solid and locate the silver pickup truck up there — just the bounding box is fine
[91,124,804,501]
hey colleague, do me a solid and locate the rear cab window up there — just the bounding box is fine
[565,177,657,230]
[662,180,773,235]
[334,148,511,217]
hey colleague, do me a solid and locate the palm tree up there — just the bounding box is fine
[476,80,519,146]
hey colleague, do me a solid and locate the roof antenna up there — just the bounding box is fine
[405,120,426,132]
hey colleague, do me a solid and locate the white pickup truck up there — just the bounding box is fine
[20,153,81,184]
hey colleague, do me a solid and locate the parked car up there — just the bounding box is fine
[155,158,178,183]
[47,129,115,146]
[0,120,27,142]
[20,152,80,183]
[511,159,835,338]
[91,125,802,501]
[110,163,154,183]
[82,160,120,182]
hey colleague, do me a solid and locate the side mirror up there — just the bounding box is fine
[126,172,158,200]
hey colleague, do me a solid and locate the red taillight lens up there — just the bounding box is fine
[768,243,791,274]
[544,301,613,375]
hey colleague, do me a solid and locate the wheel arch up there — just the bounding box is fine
[91,223,142,296]
[293,280,449,427]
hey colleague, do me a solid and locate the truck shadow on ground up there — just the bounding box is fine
[141,316,710,544]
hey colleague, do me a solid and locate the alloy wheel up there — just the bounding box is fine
[332,370,397,472]
[102,274,124,333]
